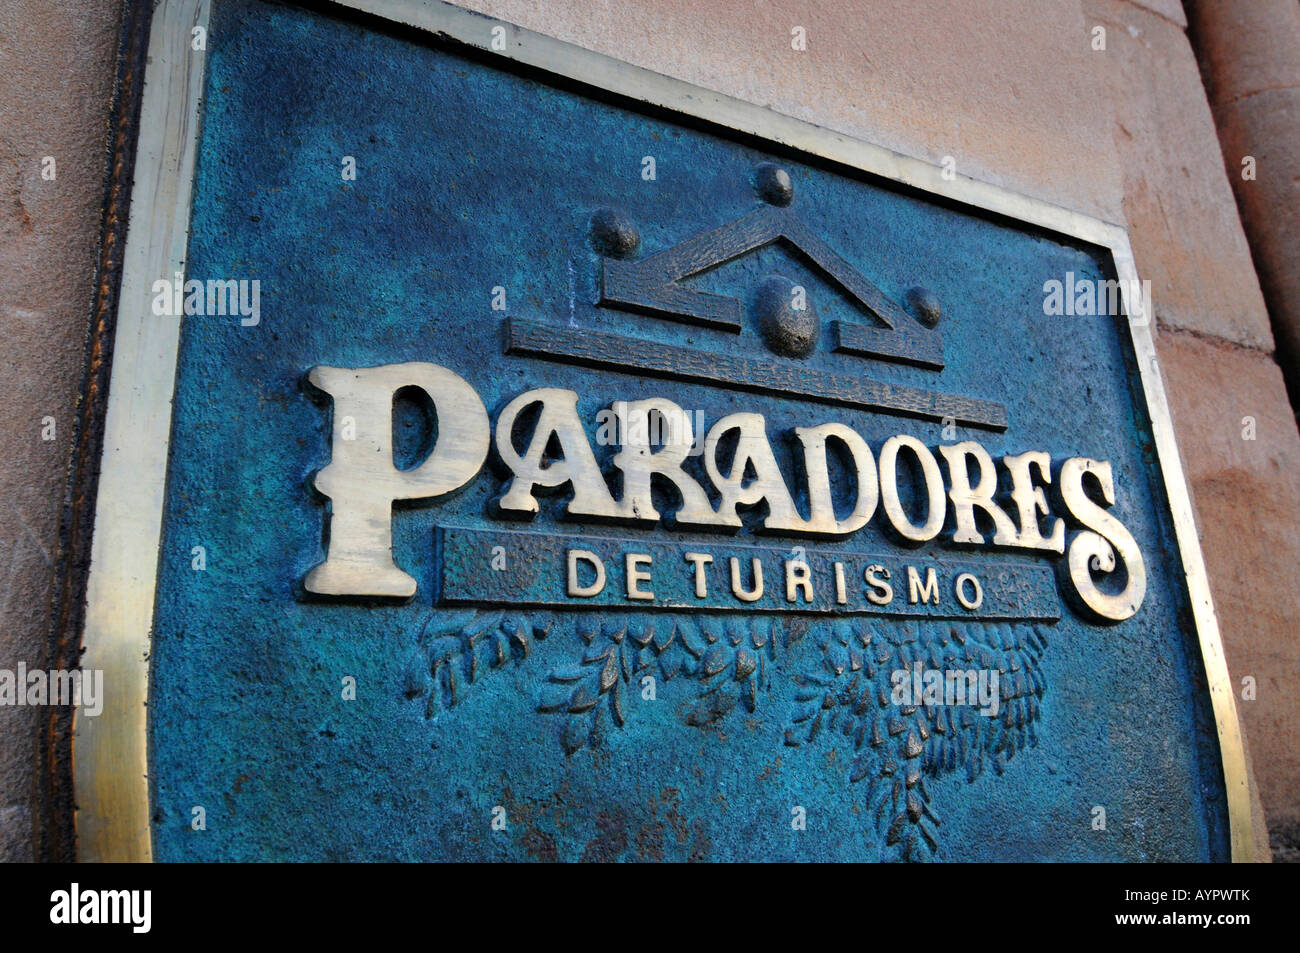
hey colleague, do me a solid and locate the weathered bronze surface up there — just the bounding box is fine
[76,0,1248,862]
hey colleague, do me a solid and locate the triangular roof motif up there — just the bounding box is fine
[597,203,944,370]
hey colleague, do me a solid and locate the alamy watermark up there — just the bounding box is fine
[890,661,1000,717]
[1042,271,1151,323]
[595,401,706,456]
[0,665,103,717]
[50,883,150,933]
[151,273,261,326]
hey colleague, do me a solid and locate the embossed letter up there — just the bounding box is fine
[1003,450,1065,553]
[878,435,946,542]
[939,440,1019,546]
[305,363,489,598]
[793,422,879,535]
[496,388,629,519]
[704,413,809,532]
[612,398,719,526]
[567,549,606,598]
[1059,457,1146,621]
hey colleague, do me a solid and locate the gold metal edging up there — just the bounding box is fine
[1110,235,1255,862]
[76,0,1254,861]
[74,0,212,862]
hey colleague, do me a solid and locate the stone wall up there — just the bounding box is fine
[0,0,127,861]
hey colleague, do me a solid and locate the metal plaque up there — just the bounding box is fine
[77,0,1252,861]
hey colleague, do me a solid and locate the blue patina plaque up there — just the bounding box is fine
[108,0,1237,861]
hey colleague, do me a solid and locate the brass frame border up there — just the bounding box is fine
[75,0,1254,861]
[75,0,212,863]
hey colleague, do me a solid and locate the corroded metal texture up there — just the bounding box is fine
[109,0,1235,861]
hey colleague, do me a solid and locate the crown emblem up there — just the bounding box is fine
[504,163,1006,431]
[593,162,944,370]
